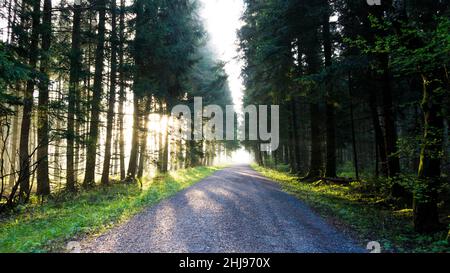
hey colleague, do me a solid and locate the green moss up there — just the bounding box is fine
[0,166,222,253]
[252,164,449,253]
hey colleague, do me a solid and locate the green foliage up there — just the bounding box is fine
[132,0,205,101]
[0,166,222,253]
[253,164,449,253]
[0,43,30,115]
[337,161,359,178]
[390,16,450,77]
[397,135,422,160]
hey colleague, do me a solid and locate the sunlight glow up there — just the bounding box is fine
[230,148,253,164]
[199,0,254,164]
[199,0,245,113]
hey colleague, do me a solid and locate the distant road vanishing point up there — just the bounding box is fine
[81,165,364,253]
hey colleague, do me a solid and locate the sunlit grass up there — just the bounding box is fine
[252,164,449,253]
[0,166,223,253]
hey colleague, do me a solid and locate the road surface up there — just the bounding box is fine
[80,165,364,253]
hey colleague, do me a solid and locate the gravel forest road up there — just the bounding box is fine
[80,165,364,253]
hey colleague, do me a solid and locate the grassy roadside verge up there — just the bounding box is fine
[0,166,223,253]
[252,164,449,253]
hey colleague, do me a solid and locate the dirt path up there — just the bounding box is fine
[80,165,364,253]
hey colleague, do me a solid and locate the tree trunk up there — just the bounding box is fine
[127,0,144,181]
[176,122,184,170]
[157,102,164,172]
[305,28,323,179]
[369,5,405,197]
[101,0,118,186]
[83,0,107,188]
[6,0,13,44]
[380,54,403,197]
[36,0,52,196]
[137,98,151,178]
[18,0,40,201]
[323,3,337,178]
[127,95,140,180]
[118,0,126,180]
[5,5,24,206]
[413,73,444,233]
[53,82,62,185]
[290,100,301,173]
[8,104,19,186]
[66,2,82,192]
[7,0,21,187]
[308,103,323,178]
[161,101,170,173]
[368,87,388,177]
[348,72,359,180]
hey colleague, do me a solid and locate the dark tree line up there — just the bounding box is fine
[239,0,449,233]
